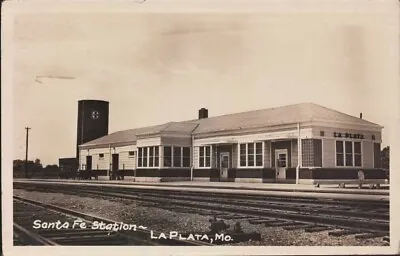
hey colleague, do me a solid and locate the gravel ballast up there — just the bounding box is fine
[13,189,388,246]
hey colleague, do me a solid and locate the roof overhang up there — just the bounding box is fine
[193,122,311,139]
[136,131,191,139]
[194,119,382,139]
[193,128,312,147]
[312,119,383,132]
[79,140,137,149]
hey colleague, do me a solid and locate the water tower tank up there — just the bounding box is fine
[76,100,109,158]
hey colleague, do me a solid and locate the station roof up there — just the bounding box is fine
[79,103,382,148]
[191,102,382,134]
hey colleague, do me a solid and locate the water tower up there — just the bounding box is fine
[76,100,109,158]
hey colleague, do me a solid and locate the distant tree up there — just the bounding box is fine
[13,159,25,171]
[13,159,43,172]
[31,159,42,171]
[45,164,59,169]
[34,159,42,168]
[381,146,389,170]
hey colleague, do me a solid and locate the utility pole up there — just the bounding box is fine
[25,127,31,178]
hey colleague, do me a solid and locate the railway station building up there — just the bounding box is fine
[78,103,387,185]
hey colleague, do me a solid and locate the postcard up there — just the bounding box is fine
[2,0,399,255]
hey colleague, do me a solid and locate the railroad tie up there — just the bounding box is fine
[304,226,331,233]
[270,222,303,227]
[328,229,361,237]
[37,229,112,236]
[264,221,291,227]
[198,211,217,216]
[283,224,312,231]
[240,217,264,222]
[13,220,40,227]
[53,236,128,246]
[14,211,50,217]
[213,213,232,217]
[13,216,37,222]
[196,211,208,215]
[182,209,199,213]
[231,215,254,220]
[218,215,239,219]
[48,232,119,240]
[355,233,387,239]
[248,219,275,225]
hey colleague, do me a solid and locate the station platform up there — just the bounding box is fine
[14,178,389,201]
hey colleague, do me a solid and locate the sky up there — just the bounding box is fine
[8,1,399,165]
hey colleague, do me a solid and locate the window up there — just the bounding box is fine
[240,144,246,166]
[345,141,353,166]
[302,139,322,167]
[137,146,160,168]
[336,140,362,167]
[302,140,314,167]
[138,148,143,167]
[163,146,190,168]
[199,146,211,168]
[199,147,205,167]
[205,147,211,167]
[354,142,362,167]
[173,147,182,167]
[143,147,148,167]
[256,143,263,166]
[336,141,344,166]
[277,153,287,167]
[154,147,159,167]
[313,139,322,167]
[164,146,172,167]
[248,143,254,166]
[128,151,135,157]
[239,142,263,167]
[374,143,381,168]
[149,147,154,167]
[99,153,104,159]
[183,147,190,167]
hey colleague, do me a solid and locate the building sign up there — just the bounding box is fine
[91,110,100,119]
[333,132,364,139]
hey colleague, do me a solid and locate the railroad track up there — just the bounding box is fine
[14,182,389,208]
[19,179,390,195]
[13,196,212,246]
[14,182,390,242]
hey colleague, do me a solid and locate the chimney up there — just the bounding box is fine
[198,108,208,119]
[360,112,363,119]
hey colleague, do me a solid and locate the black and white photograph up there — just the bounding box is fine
[2,0,399,255]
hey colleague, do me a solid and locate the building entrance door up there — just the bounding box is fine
[83,155,92,180]
[86,156,92,171]
[275,149,287,181]
[219,152,230,181]
[111,154,119,180]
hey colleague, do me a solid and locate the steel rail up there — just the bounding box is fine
[14,222,59,245]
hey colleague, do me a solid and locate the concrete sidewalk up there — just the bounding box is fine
[15,178,389,196]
